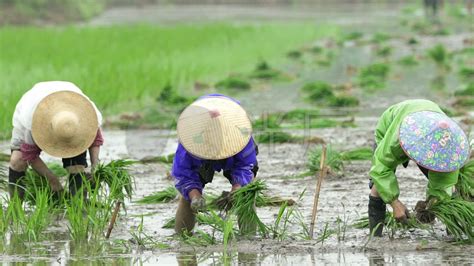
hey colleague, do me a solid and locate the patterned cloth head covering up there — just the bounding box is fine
[399,111,470,172]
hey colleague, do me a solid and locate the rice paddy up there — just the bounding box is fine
[0,0,473,264]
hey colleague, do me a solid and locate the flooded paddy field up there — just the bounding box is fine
[1,1,473,265]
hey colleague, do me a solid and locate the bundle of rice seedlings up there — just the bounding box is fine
[287,50,302,59]
[341,147,373,161]
[135,186,177,204]
[250,61,281,80]
[140,153,175,164]
[230,180,268,236]
[458,66,474,81]
[94,159,135,201]
[398,55,418,66]
[457,159,474,200]
[255,130,302,144]
[301,81,334,102]
[426,198,474,243]
[308,144,343,174]
[209,190,295,211]
[454,82,474,96]
[427,44,451,72]
[352,212,422,231]
[328,95,360,107]
[357,63,390,90]
[215,76,251,90]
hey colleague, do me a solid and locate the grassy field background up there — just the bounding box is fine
[0,22,338,137]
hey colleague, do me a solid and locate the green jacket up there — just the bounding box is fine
[369,99,458,204]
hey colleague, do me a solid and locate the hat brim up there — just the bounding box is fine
[399,111,470,172]
[177,96,252,160]
[32,91,99,158]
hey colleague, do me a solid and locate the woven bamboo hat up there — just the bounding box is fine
[177,96,252,160]
[32,91,99,158]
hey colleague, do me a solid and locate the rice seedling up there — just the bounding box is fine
[157,84,191,106]
[181,230,216,246]
[376,46,393,58]
[230,180,268,236]
[398,55,419,66]
[371,33,391,44]
[129,216,167,249]
[407,37,419,45]
[340,147,373,161]
[249,60,283,80]
[427,44,451,73]
[135,186,177,204]
[458,66,474,81]
[457,160,474,200]
[357,63,390,90]
[252,113,283,130]
[270,188,306,241]
[93,159,135,201]
[162,217,176,229]
[454,82,474,96]
[301,81,334,101]
[140,153,175,164]
[341,31,364,42]
[353,212,424,239]
[254,131,300,144]
[308,144,344,174]
[287,50,303,59]
[328,95,360,107]
[424,198,474,243]
[316,222,334,246]
[310,45,324,54]
[23,189,52,241]
[283,109,319,122]
[215,75,252,90]
[454,97,474,107]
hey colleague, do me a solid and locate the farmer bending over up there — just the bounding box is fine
[172,94,258,234]
[9,81,104,200]
[368,99,470,236]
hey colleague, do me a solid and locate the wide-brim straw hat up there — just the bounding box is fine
[32,91,99,158]
[177,96,252,160]
[399,111,470,172]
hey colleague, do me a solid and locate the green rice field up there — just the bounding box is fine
[0,22,337,137]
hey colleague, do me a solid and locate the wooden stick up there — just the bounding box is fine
[106,200,122,239]
[309,145,328,239]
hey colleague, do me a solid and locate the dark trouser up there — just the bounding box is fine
[63,151,88,196]
[175,164,259,234]
[368,143,429,236]
[8,168,26,201]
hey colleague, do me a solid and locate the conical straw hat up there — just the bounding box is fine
[177,96,252,160]
[399,111,470,172]
[32,91,99,158]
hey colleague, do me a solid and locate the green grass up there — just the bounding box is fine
[0,22,338,137]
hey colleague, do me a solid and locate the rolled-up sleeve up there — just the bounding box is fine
[426,170,458,200]
[231,138,258,187]
[172,144,203,201]
[91,128,104,147]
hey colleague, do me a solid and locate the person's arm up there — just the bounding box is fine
[172,144,203,201]
[230,138,258,191]
[426,170,458,200]
[30,157,63,192]
[89,129,104,171]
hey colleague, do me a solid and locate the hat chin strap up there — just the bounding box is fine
[51,111,80,142]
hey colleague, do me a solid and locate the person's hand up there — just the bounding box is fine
[231,183,241,192]
[415,199,436,223]
[391,199,409,223]
[190,197,206,212]
[48,176,64,193]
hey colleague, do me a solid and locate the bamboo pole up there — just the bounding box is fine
[105,200,122,239]
[309,145,328,239]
